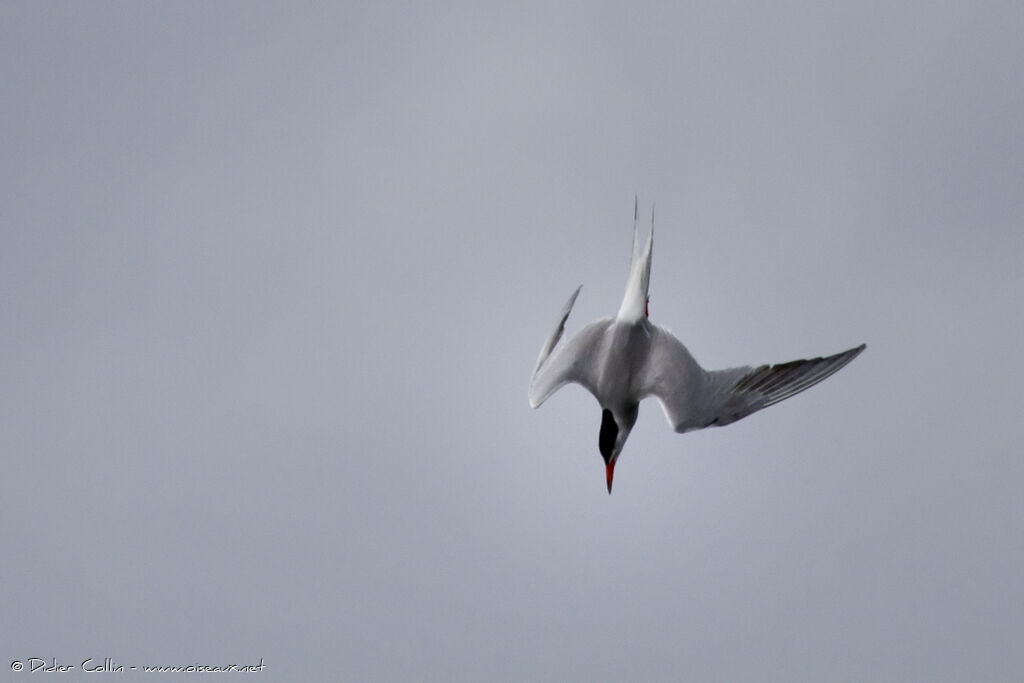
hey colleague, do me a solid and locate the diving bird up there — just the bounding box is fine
[528,200,865,493]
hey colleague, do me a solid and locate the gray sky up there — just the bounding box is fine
[3,2,1022,681]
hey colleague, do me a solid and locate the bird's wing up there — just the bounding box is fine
[641,327,865,433]
[529,289,612,408]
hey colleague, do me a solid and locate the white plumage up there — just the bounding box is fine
[529,202,865,492]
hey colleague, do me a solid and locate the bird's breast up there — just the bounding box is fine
[594,321,653,408]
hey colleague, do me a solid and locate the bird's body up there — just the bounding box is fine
[529,201,865,492]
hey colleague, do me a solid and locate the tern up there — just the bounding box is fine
[528,201,865,493]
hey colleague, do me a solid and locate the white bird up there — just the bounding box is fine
[529,201,865,493]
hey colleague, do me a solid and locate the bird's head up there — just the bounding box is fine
[598,407,636,494]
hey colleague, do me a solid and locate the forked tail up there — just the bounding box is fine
[616,198,653,321]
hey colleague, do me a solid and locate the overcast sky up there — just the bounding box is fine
[3,2,1023,681]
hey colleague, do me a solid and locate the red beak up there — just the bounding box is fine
[605,461,615,494]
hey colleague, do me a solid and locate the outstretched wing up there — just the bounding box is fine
[641,326,865,433]
[528,288,612,408]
